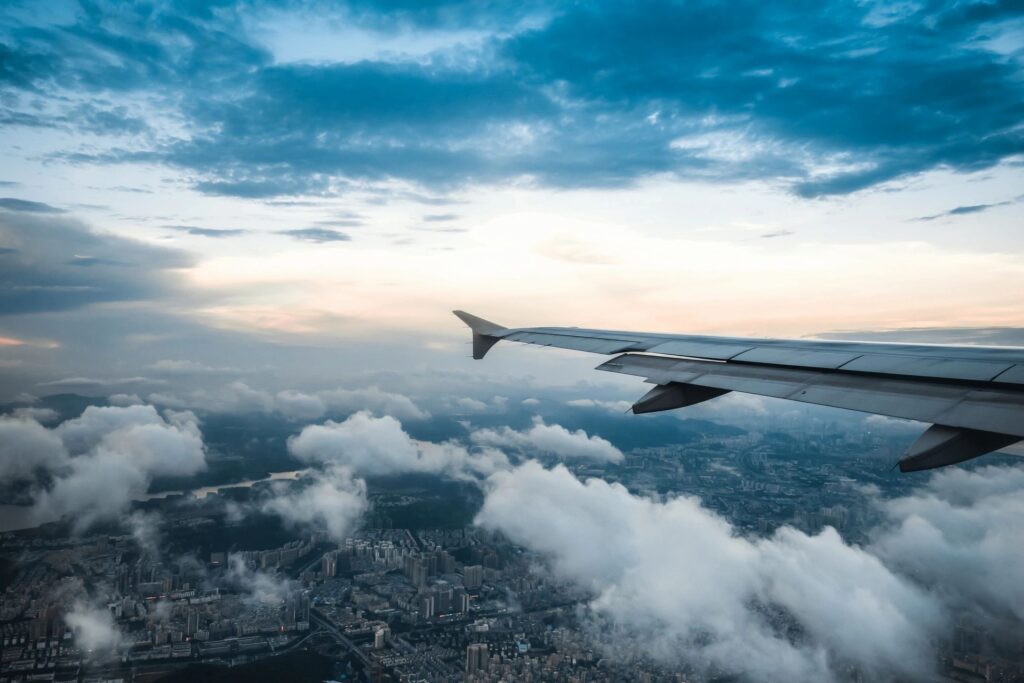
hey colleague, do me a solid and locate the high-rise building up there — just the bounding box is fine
[436,550,456,574]
[434,586,452,614]
[463,565,484,590]
[322,552,337,578]
[465,643,488,673]
[418,594,434,620]
[373,627,388,650]
[453,587,467,614]
[405,556,428,587]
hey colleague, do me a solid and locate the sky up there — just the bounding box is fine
[2,4,1024,679]
[1,0,1023,402]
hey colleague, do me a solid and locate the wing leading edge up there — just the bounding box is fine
[453,310,1024,472]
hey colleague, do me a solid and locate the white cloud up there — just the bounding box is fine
[455,397,488,411]
[318,386,429,421]
[870,465,1024,622]
[476,462,942,682]
[147,383,428,421]
[288,411,509,479]
[274,389,327,421]
[565,398,633,413]
[471,417,624,463]
[65,601,122,658]
[225,556,297,606]
[262,466,368,541]
[11,406,60,423]
[56,404,167,454]
[37,376,164,388]
[30,406,207,531]
[0,416,68,482]
[149,359,237,374]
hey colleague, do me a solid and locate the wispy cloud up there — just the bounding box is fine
[915,199,1016,221]
[278,228,351,243]
[0,198,65,214]
[167,225,250,238]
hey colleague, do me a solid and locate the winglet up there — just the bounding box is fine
[453,310,507,359]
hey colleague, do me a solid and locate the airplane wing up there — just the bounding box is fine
[453,310,1024,472]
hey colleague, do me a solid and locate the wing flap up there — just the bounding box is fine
[993,364,1024,385]
[838,354,1013,382]
[646,340,754,359]
[598,353,1024,438]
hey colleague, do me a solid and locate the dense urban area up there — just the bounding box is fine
[1,395,1021,683]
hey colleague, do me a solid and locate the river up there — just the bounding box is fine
[0,469,307,533]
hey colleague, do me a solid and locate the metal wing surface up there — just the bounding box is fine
[453,311,1024,471]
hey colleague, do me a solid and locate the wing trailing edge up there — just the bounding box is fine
[453,311,1024,471]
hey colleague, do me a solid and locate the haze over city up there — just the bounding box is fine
[1,1,1023,682]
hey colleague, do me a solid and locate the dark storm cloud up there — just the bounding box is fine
[0,198,65,213]
[0,211,193,315]
[3,0,1023,197]
[278,228,351,243]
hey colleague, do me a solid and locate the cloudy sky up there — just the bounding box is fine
[1,0,1023,400]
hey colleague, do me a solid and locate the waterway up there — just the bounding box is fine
[0,469,307,533]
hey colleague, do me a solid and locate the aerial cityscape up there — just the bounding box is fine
[2,0,1023,681]
[0,392,1021,681]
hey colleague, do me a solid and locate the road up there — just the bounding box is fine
[310,609,373,670]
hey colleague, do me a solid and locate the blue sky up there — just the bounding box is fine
[0,0,1023,401]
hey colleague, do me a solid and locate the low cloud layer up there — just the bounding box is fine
[471,416,624,463]
[262,465,368,542]
[475,461,968,682]
[64,601,122,658]
[224,555,298,607]
[152,382,429,422]
[288,411,509,479]
[870,465,1024,623]
[1,405,208,531]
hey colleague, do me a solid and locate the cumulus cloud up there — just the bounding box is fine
[476,462,943,682]
[274,389,327,421]
[0,416,68,481]
[65,601,122,658]
[28,406,207,531]
[10,406,60,423]
[318,386,429,421]
[224,556,297,607]
[262,466,368,542]
[289,411,508,479]
[471,417,624,463]
[157,382,428,421]
[565,398,633,413]
[870,465,1024,623]
[455,397,488,411]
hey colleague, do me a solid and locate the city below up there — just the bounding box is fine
[0,396,1018,683]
